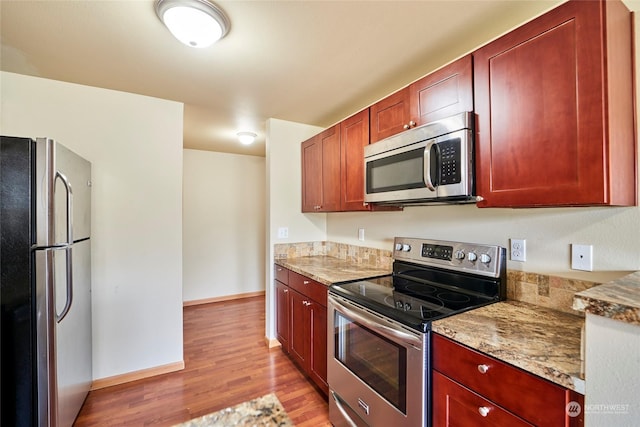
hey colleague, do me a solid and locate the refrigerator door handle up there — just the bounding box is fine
[56,247,74,323]
[55,170,73,245]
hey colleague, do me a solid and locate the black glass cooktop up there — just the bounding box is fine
[329,269,499,333]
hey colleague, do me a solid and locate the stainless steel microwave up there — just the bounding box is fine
[364,112,476,205]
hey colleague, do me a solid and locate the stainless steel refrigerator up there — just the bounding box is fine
[1,136,92,427]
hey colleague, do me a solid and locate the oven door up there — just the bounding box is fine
[327,294,428,427]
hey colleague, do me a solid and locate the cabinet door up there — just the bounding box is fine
[370,87,411,143]
[301,125,341,212]
[308,302,328,394]
[289,289,309,369]
[340,109,370,211]
[474,0,635,207]
[275,280,290,353]
[301,136,322,212]
[433,371,533,427]
[410,54,473,126]
[319,125,341,211]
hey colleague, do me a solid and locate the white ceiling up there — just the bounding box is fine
[1,0,567,157]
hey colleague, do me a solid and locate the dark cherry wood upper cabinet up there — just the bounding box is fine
[370,55,474,144]
[409,54,473,126]
[340,109,370,211]
[369,87,411,143]
[301,124,341,212]
[474,0,636,207]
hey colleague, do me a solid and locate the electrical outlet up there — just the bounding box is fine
[510,238,526,262]
[571,244,593,271]
[358,228,365,241]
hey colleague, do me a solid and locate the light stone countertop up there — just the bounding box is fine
[275,256,392,285]
[432,300,585,394]
[573,271,640,325]
[173,393,293,427]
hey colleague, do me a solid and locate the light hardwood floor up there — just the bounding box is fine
[74,296,330,426]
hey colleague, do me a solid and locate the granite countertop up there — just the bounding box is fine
[275,256,392,285]
[573,271,640,325]
[432,300,585,394]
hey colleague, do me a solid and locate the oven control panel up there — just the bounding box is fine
[393,237,506,278]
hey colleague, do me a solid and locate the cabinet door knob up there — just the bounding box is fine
[303,280,310,284]
[478,406,491,417]
[403,124,410,130]
[283,289,288,293]
[409,120,416,127]
[477,364,490,374]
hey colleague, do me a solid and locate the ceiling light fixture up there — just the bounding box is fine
[155,0,230,48]
[237,132,257,145]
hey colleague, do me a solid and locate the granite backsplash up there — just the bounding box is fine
[274,241,393,269]
[507,271,600,316]
[274,241,601,316]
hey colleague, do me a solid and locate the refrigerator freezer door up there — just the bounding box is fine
[35,241,92,427]
[34,138,91,247]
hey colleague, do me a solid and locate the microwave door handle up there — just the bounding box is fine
[423,142,436,191]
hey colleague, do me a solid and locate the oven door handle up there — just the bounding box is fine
[330,295,422,349]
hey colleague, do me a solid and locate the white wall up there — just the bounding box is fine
[183,149,265,302]
[327,205,640,281]
[264,118,323,339]
[1,71,184,380]
[585,314,640,426]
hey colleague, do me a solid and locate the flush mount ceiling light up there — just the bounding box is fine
[155,0,230,48]
[237,132,257,145]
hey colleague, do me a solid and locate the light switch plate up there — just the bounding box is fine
[571,244,593,271]
[277,227,288,239]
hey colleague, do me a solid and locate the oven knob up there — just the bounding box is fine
[480,253,492,264]
[467,252,477,262]
[454,250,465,260]
[395,243,403,251]
[404,302,411,311]
[396,301,404,309]
[402,244,411,252]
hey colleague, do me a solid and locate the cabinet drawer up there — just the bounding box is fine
[432,333,568,426]
[289,271,328,307]
[433,371,533,427]
[274,264,289,284]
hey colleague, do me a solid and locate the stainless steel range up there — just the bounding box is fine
[327,237,506,427]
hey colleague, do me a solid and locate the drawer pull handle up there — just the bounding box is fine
[303,280,310,284]
[477,364,489,374]
[478,406,490,417]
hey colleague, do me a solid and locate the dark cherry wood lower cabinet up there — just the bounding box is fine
[432,333,584,427]
[433,371,532,426]
[274,265,328,395]
[275,279,290,352]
